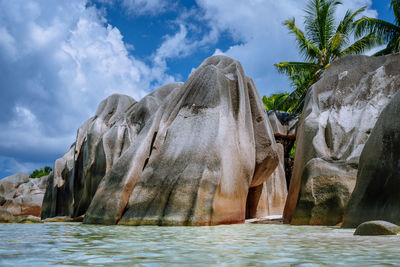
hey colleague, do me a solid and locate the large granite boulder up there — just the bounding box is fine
[42,55,279,226]
[255,143,287,217]
[284,54,400,225]
[343,90,400,228]
[0,173,48,217]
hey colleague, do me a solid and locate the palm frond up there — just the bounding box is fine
[340,33,383,56]
[391,0,400,26]
[305,0,341,50]
[329,6,368,57]
[284,71,319,112]
[355,17,400,41]
[274,62,320,77]
[284,18,322,61]
[386,34,400,52]
[336,7,366,36]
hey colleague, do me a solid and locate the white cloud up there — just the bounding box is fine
[0,0,177,177]
[195,0,379,94]
[0,27,18,61]
[121,0,171,16]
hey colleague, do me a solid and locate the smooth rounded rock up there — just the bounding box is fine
[284,54,400,225]
[354,221,400,236]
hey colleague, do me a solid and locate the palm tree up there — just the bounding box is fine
[355,0,400,55]
[275,0,381,112]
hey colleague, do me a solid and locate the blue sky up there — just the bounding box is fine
[0,0,395,178]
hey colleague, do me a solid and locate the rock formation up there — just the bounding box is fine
[41,55,280,226]
[343,90,400,228]
[284,54,400,225]
[0,173,48,217]
[267,111,298,188]
[354,221,400,236]
[255,143,287,217]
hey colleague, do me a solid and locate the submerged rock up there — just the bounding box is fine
[42,55,279,226]
[0,210,42,223]
[15,215,42,224]
[343,90,400,228]
[284,54,400,225]
[354,221,400,236]
[0,173,48,217]
[43,216,84,223]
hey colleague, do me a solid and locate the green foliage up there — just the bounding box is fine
[275,0,382,112]
[29,166,52,178]
[262,93,288,112]
[289,141,296,158]
[262,92,300,113]
[355,0,400,55]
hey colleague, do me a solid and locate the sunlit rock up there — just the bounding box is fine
[41,55,279,226]
[0,173,48,217]
[284,54,400,225]
[255,143,287,217]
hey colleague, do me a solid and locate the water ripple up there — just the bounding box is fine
[0,223,400,266]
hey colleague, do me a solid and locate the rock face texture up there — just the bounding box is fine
[284,54,400,225]
[41,55,279,226]
[0,173,48,217]
[343,90,400,228]
[256,143,287,217]
[267,111,298,188]
[267,111,297,140]
[354,221,400,236]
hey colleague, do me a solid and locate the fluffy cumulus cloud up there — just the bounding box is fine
[0,0,175,177]
[194,0,378,93]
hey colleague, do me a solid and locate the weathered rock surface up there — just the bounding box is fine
[284,54,400,225]
[42,55,279,226]
[267,111,298,188]
[41,93,138,219]
[0,173,48,217]
[291,159,357,225]
[343,90,400,228]
[256,143,287,217]
[267,111,298,140]
[354,221,400,236]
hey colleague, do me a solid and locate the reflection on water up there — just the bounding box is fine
[0,223,399,266]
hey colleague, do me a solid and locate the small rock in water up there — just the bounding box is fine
[0,210,15,223]
[15,215,42,223]
[43,216,84,223]
[354,220,400,236]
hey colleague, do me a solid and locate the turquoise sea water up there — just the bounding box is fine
[0,223,399,266]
